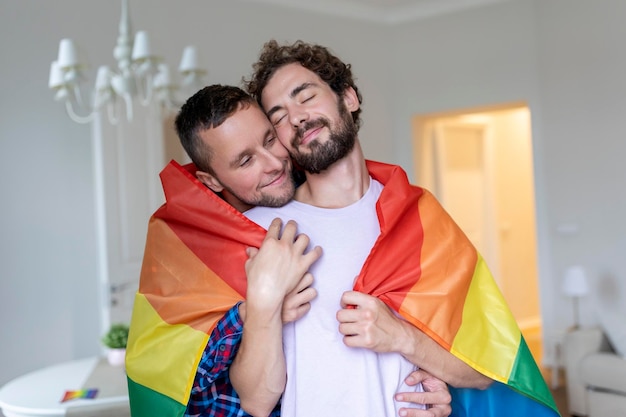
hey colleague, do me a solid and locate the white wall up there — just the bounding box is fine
[1,0,625,385]
[533,0,626,339]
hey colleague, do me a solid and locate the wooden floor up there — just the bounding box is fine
[551,384,570,417]
[545,367,571,417]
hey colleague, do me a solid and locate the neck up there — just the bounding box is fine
[222,191,252,213]
[295,140,369,208]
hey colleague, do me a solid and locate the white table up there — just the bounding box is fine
[0,357,129,417]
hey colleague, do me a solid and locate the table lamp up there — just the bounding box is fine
[562,265,589,329]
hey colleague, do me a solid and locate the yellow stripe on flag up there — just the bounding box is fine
[126,294,208,406]
[451,255,521,383]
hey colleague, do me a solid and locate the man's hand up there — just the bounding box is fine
[281,272,317,323]
[245,218,322,310]
[336,290,406,353]
[395,370,452,417]
[239,272,317,324]
[337,291,492,389]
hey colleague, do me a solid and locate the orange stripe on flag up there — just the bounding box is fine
[140,217,244,333]
[403,190,477,348]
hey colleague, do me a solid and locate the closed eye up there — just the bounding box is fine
[273,114,287,126]
[265,136,277,147]
[239,155,252,167]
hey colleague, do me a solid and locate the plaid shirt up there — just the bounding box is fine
[184,302,281,417]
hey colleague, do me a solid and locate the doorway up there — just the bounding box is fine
[412,103,543,363]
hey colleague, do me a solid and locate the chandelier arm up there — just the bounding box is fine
[137,73,154,106]
[65,101,95,124]
[107,101,120,126]
[71,83,89,108]
[122,93,134,121]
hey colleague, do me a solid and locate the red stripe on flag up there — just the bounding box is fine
[155,161,266,298]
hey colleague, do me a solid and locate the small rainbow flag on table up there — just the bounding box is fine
[60,389,98,402]
[126,160,560,417]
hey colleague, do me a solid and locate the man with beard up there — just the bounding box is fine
[235,41,492,417]
[234,40,560,417]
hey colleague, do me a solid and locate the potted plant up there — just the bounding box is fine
[102,323,129,366]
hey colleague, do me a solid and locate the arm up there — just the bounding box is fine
[337,291,492,389]
[185,274,317,416]
[186,304,245,415]
[230,218,322,416]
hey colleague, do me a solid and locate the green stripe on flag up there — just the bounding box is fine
[508,336,559,412]
[128,376,186,417]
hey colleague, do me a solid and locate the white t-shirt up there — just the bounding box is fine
[245,178,424,417]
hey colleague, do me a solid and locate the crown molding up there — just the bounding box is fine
[237,0,513,24]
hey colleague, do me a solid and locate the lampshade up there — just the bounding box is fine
[562,265,589,297]
[131,31,152,62]
[95,66,112,91]
[48,61,64,89]
[57,38,79,69]
[179,46,200,74]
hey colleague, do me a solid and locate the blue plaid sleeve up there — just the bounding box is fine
[184,302,281,417]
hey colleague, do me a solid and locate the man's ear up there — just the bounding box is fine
[196,170,224,193]
[342,86,360,112]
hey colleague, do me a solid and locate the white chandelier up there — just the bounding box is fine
[48,0,206,124]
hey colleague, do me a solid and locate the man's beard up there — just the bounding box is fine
[221,171,296,208]
[290,100,357,175]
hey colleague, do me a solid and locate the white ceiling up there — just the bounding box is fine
[238,0,513,24]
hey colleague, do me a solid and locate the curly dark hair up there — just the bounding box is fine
[245,40,363,130]
[175,85,256,174]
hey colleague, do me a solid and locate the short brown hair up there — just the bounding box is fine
[175,85,256,174]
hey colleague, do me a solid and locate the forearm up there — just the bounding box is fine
[396,321,492,389]
[339,291,492,389]
[232,218,320,415]
[229,301,286,416]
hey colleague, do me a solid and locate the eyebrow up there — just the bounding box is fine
[265,82,315,119]
[228,126,275,168]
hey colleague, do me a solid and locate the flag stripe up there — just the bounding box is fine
[509,337,556,409]
[126,294,207,404]
[140,217,244,333]
[404,189,476,346]
[452,254,520,382]
[128,376,186,417]
[449,380,553,417]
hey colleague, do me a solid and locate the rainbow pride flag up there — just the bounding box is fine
[125,159,560,417]
[60,389,98,402]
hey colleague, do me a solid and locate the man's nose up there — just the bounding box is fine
[263,149,285,171]
[290,107,308,128]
